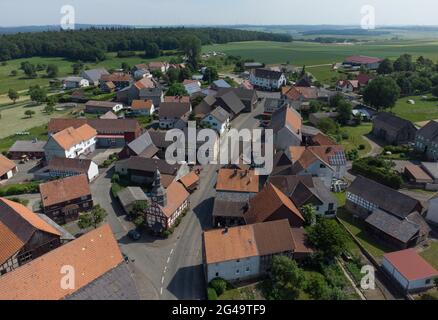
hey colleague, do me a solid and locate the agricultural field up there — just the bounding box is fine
[0,53,173,94]
[392,95,438,123]
[203,39,438,67]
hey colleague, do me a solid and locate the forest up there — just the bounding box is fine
[0,27,292,62]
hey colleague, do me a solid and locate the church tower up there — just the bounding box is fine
[151,169,167,207]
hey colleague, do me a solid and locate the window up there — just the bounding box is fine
[236,259,240,263]
[246,267,250,272]
[236,269,240,274]
[426,279,431,284]
[215,272,219,277]
[320,164,326,168]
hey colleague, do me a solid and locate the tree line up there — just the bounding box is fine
[0,27,292,62]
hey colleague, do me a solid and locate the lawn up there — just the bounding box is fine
[0,53,174,94]
[392,95,438,123]
[339,123,372,156]
[420,241,438,270]
[0,101,78,139]
[0,124,48,153]
[203,39,438,67]
[218,284,261,300]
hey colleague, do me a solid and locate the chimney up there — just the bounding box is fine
[326,147,332,154]
[223,227,229,234]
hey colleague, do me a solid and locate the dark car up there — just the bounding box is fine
[128,229,141,241]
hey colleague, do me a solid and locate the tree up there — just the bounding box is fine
[72,62,84,74]
[305,272,332,300]
[166,83,188,96]
[393,54,415,72]
[432,85,438,99]
[179,67,192,82]
[46,64,59,78]
[307,218,348,261]
[144,42,161,58]
[78,205,107,229]
[167,68,180,83]
[336,100,353,125]
[8,88,19,103]
[45,95,58,114]
[377,58,394,75]
[301,204,316,227]
[203,67,219,84]
[266,256,306,300]
[131,200,149,215]
[29,85,47,104]
[180,35,202,70]
[24,110,35,118]
[22,62,37,78]
[317,118,339,135]
[329,93,345,109]
[363,76,400,111]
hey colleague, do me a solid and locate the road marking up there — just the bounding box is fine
[167,256,170,264]
[164,266,167,273]
[170,248,174,255]
[160,287,163,295]
[161,276,165,284]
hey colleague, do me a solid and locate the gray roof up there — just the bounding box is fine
[421,162,438,179]
[65,76,85,82]
[417,120,438,142]
[269,106,301,134]
[66,263,140,300]
[212,79,231,89]
[373,112,416,133]
[264,98,287,110]
[38,214,75,241]
[8,140,46,153]
[365,209,421,243]
[148,130,174,149]
[217,91,246,115]
[81,68,109,82]
[118,187,148,209]
[207,106,230,123]
[212,192,252,218]
[253,68,284,80]
[119,157,180,176]
[158,102,191,119]
[217,87,257,102]
[47,157,93,174]
[127,131,158,157]
[347,176,421,218]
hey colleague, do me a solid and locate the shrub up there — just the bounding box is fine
[341,131,349,140]
[209,278,228,296]
[111,173,120,183]
[207,287,218,300]
[352,157,402,189]
[0,181,40,197]
[358,144,366,150]
[111,183,122,197]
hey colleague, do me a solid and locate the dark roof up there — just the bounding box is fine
[216,91,246,115]
[365,209,421,243]
[207,106,230,123]
[85,100,120,108]
[158,102,191,118]
[119,156,180,176]
[117,187,148,209]
[253,68,284,80]
[373,112,416,133]
[417,120,438,142]
[271,151,294,176]
[67,263,140,300]
[81,69,109,82]
[148,130,173,149]
[127,131,158,158]
[347,176,421,218]
[212,192,251,218]
[217,87,257,102]
[47,157,93,174]
[8,140,46,153]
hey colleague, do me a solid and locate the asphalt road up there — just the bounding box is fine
[90,102,263,300]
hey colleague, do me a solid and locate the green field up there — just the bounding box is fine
[203,40,438,66]
[339,123,373,156]
[392,95,438,123]
[0,53,172,94]
[420,241,438,270]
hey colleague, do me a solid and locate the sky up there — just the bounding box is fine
[0,0,438,27]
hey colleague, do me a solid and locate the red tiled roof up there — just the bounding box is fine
[40,175,91,208]
[384,249,438,281]
[344,55,382,65]
[0,155,16,176]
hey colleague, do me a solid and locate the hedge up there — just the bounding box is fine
[0,181,40,197]
[352,158,402,189]
[207,288,218,300]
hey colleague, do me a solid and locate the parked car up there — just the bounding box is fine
[128,229,141,241]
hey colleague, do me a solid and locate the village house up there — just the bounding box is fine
[63,76,89,89]
[0,224,140,300]
[100,111,118,120]
[48,118,142,148]
[0,154,18,181]
[117,186,149,215]
[8,140,46,160]
[211,79,231,91]
[115,156,189,187]
[336,79,359,93]
[404,164,434,187]
[130,99,155,116]
[84,100,124,114]
[415,120,438,161]
[164,96,191,103]
[43,157,99,182]
[39,174,93,225]
[269,106,302,151]
[281,86,318,111]
[372,112,417,145]
[203,219,312,283]
[269,174,338,217]
[99,73,133,91]
[148,61,169,73]
[216,88,258,113]
[0,198,63,275]
[144,170,190,232]
[131,63,151,80]
[201,106,230,134]
[216,168,260,195]
[158,102,192,129]
[212,192,251,227]
[119,131,158,159]
[244,183,305,227]
[184,81,202,97]
[80,68,109,86]
[343,55,382,70]
[44,124,97,162]
[421,162,438,184]
[178,171,200,193]
[286,145,347,188]
[250,68,286,91]
[382,249,438,293]
[426,194,438,225]
[346,176,429,249]
[264,98,289,115]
